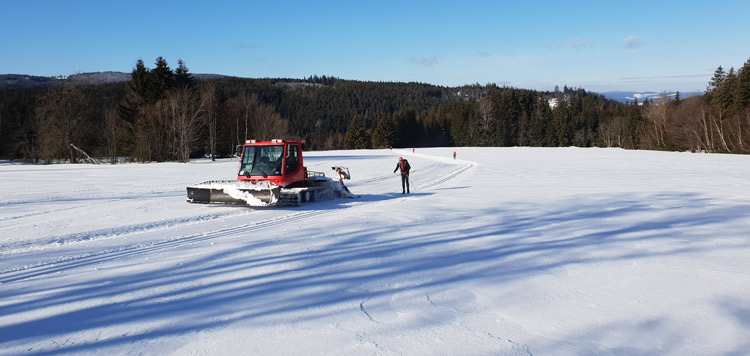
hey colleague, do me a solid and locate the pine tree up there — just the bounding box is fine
[623,100,643,149]
[551,100,572,147]
[174,59,195,89]
[730,58,750,114]
[392,109,419,147]
[129,59,151,104]
[706,65,727,97]
[371,114,396,148]
[344,115,370,149]
[712,67,736,117]
[150,57,175,102]
[529,97,552,146]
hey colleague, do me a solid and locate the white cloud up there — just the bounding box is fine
[409,56,438,67]
[566,38,591,48]
[234,44,257,51]
[623,35,641,48]
[545,38,592,50]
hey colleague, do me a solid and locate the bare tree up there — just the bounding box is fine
[35,86,89,163]
[35,109,59,163]
[708,107,734,152]
[675,98,713,152]
[224,93,289,144]
[10,106,41,163]
[166,87,204,163]
[224,99,241,155]
[477,97,494,132]
[324,132,345,150]
[134,101,169,162]
[739,108,750,152]
[600,116,625,148]
[240,93,259,141]
[641,92,670,149]
[200,83,220,161]
[102,107,122,164]
[225,93,259,149]
[251,104,289,140]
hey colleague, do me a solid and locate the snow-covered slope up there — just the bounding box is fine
[2,147,749,355]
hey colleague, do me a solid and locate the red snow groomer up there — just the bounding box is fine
[187,139,355,206]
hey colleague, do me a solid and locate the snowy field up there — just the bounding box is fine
[1,147,750,355]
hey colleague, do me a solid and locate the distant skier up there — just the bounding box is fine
[453,151,456,160]
[393,157,411,194]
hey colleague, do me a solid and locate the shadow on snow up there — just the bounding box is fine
[1,191,749,355]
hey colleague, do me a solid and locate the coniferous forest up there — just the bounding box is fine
[1,56,750,163]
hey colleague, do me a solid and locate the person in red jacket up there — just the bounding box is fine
[393,157,411,194]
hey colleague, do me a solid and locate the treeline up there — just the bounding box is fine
[116,57,292,163]
[1,57,750,163]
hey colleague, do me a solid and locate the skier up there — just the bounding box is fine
[393,157,411,194]
[453,151,456,160]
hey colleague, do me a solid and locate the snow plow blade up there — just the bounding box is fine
[187,180,281,206]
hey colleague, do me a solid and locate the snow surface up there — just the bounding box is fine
[2,147,750,355]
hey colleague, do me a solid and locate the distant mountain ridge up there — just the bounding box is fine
[0,72,226,89]
[0,73,706,103]
[599,91,703,103]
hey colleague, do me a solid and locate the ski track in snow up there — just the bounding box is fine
[4,147,750,355]
[0,207,330,281]
[0,150,481,355]
[0,152,474,285]
[1,211,242,257]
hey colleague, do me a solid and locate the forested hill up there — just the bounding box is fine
[0,72,225,89]
[1,57,749,163]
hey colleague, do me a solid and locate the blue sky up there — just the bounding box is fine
[2,0,749,92]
